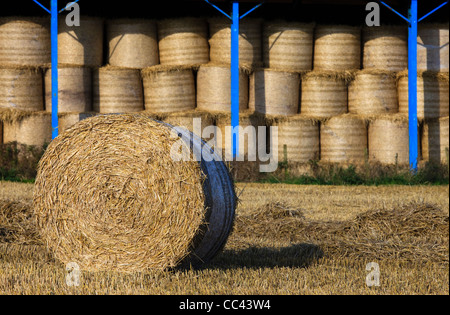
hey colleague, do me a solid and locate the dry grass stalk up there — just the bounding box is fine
[158,18,209,66]
[33,114,211,272]
[107,19,159,69]
[0,17,50,67]
[0,68,44,112]
[0,200,41,245]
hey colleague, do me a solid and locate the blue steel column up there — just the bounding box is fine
[51,0,59,139]
[408,0,418,171]
[231,1,240,158]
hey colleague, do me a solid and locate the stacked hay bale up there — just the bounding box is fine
[107,19,159,69]
[417,24,449,72]
[161,110,215,140]
[142,65,196,114]
[93,66,144,114]
[0,17,50,147]
[422,116,449,164]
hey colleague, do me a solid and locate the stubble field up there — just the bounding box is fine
[0,181,448,295]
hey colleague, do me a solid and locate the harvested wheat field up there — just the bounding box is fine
[0,181,448,295]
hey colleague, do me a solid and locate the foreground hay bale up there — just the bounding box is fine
[417,24,449,72]
[0,17,50,67]
[0,68,44,112]
[362,26,408,71]
[348,70,398,115]
[314,25,361,71]
[320,115,368,164]
[33,114,236,272]
[107,19,159,69]
[249,69,300,116]
[272,116,319,163]
[262,22,314,71]
[158,18,209,66]
[58,17,104,67]
[209,18,262,67]
[300,71,349,118]
[93,67,144,114]
[422,117,449,164]
[142,66,196,113]
[368,116,410,165]
[197,63,249,112]
[44,66,92,113]
[3,113,52,147]
[398,71,449,120]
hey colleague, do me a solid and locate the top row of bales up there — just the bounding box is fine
[0,17,448,72]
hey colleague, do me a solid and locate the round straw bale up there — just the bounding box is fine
[417,24,449,72]
[93,67,144,114]
[162,110,215,140]
[262,21,314,71]
[368,116,410,165]
[422,117,449,164]
[398,71,449,120]
[0,68,44,112]
[58,112,96,134]
[320,115,368,164]
[362,26,407,71]
[33,114,236,272]
[107,19,159,69]
[142,66,196,113]
[197,63,248,112]
[58,17,104,67]
[0,17,50,67]
[215,112,262,160]
[45,66,92,113]
[158,18,209,66]
[348,70,398,115]
[300,71,349,118]
[3,113,52,147]
[272,116,319,163]
[314,25,361,71]
[249,69,300,116]
[209,18,262,67]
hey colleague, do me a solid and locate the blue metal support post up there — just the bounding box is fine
[231,1,240,158]
[380,0,448,172]
[51,0,59,140]
[204,1,263,158]
[408,0,418,171]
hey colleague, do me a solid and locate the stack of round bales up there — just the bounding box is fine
[0,17,51,147]
[320,115,368,164]
[209,18,262,68]
[262,21,314,71]
[397,71,449,120]
[93,66,144,114]
[348,70,398,115]
[272,116,319,163]
[422,116,449,164]
[142,65,196,113]
[197,63,249,113]
[313,25,361,71]
[362,26,408,71]
[368,115,410,165]
[107,19,159,69]
[158,18,209,66]
[249,69,301,116]
[417,24,449,72]
[33,114,236,272]
[300,71,350,118]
